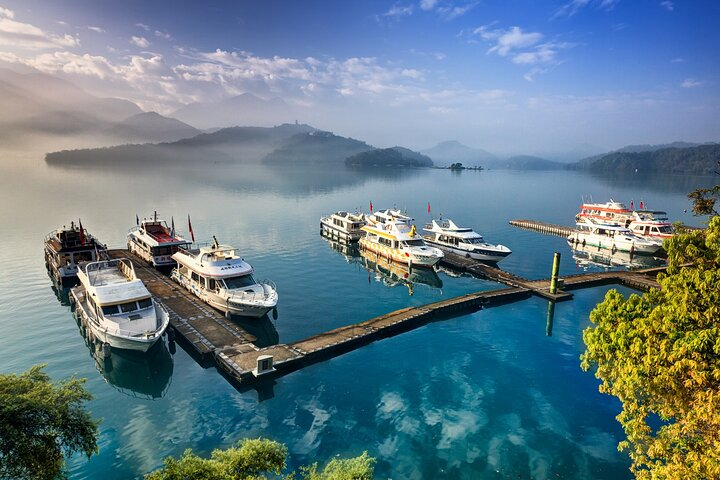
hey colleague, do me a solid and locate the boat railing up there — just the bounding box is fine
[226,280,277,304]
[84,258,136,284]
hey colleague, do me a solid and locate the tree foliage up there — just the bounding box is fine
[145,438,375,480]
[581,216,720,479]
[0,364,99,480]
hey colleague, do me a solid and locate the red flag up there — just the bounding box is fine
[78,219,85,246]
[640,201,644,210]
[630,200,634,210]
[427,202,431,214]
[188,214,195,242]
[369,201,373,212]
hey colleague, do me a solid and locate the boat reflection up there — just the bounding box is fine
[76,316,174,399]
[568,241,666,271]
[321,232,443,295]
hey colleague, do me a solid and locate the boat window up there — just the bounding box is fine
[402,239,425,247]
[138,298,153,309]
[120,301,138,313]
[191,272,200,282]
[102,305,120,315]
[207,278,217,291]
[658,225,673,234]
[152,246,172,256]
[223,275,256,289]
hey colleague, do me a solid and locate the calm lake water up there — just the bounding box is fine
[0,153,714,479]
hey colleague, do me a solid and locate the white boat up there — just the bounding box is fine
[422,219,512,263]
[627,210,675,243]
[170,238,278,318]
[568,218,662,255]
[320,211,366,242]
[569,242,665,271]
[359,211,443,268]
[576,199,635,227]
[128,212,191,267]
[365,208,413,226]
[44,221,106,286]
[70,259,169,352]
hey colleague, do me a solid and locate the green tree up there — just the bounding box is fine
[581,216,720,479]
[0,364,99,480]
[145,438,375,480]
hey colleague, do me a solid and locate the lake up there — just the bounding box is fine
[0,153,714,479]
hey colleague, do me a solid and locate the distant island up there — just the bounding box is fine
[346,147,433,168]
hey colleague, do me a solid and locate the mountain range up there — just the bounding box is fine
[172,93,292,130]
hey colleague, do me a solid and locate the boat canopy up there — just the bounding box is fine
[173,244,253,278]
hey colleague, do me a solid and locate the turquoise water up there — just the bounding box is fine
[0,155,714,479]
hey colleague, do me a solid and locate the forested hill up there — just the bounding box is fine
[572,144,720,176]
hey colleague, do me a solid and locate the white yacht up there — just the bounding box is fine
[575,199,635,227]
[320,211,366,242]
[359,211,443,268]
[170,238,278,318]
[422,219,512,263]
[627,210,675,244]
[44,221,106,286]
[71,258,169,352]
[128,212,190,267]
[568,218,662,255]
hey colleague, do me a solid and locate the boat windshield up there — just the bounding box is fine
[222,275,257,289]
[464,237,486,244]
[402,240,425,247]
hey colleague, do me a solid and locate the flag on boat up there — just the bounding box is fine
[427,202,431,214]
[136,214,139,225]
[78,218,85,246]
[369,201,373,212]
[171,216,175,239]
[640,201,644,209]
[188,214,195,242]
[630,200,634,210]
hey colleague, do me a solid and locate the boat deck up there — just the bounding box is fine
[106,247,663,389]
[89,268,129,286]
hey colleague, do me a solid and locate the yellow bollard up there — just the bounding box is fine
[549,252,561,294]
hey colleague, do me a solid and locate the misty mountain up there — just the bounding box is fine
[108,112,201,144]
[45,123,320,165]
[172,93,293,129]
[346,147,433,167]
[421,141,497,167]
[262,131,373,165]
[570,144,720,175]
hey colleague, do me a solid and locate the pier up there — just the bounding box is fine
[106,248,662,388]
[509,219,574,237]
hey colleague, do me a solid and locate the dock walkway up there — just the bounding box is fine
[106,247,662,388]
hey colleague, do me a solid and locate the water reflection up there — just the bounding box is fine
[231,315,280,348]
[78,318,174,399]
[46,155,426,198]
[321,233,443,295]
[546,301,555,337]
[568,241,666,271]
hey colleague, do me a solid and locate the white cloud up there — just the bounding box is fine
[659,1,674,11]
[478,26,543,56]
[135,23,150,31]
[552,0,618,19]
[0,9,79,50]
[681,78,701,88]
[154,30,172,40]
[131,35,149,48]
[27,51,118,78]
[87,26,105,33]
[437,3,478,20]
[671,57,684,63]
[383,4,414,18]
[419,0,438,10]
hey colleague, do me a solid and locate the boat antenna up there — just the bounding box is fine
[154,210,157,222]
[212,235,219,249]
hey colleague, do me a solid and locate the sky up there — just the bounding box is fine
[0,0,719,156]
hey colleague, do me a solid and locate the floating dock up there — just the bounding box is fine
[106,248,662,388]
[509,219,574,237]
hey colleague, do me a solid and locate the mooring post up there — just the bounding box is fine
[549,251,561,294]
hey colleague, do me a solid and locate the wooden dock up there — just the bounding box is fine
[106,248,662,388]
[509,219,574,237]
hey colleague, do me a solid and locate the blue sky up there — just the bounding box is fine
[0,0,718,155]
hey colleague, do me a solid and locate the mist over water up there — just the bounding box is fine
[1,150,715,479]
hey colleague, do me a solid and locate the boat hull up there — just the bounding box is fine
[70,287,168,352]
[567,232,660,255]
[423,238,511,263]
[359,238,441,268]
